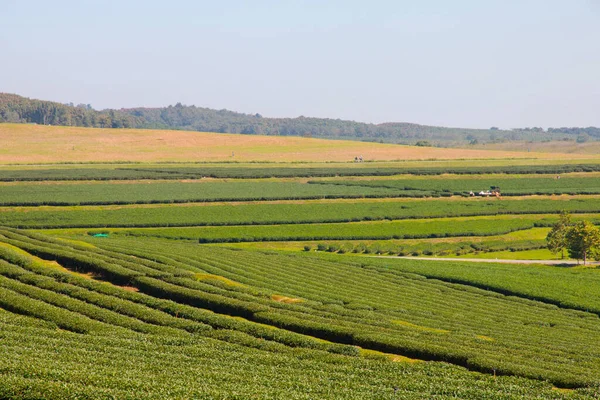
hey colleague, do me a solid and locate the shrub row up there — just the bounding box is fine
[4,229,600,387]
[100,236,600,388]
[310,238,547,257]
[0,233,357,354]
[4,198,600,230]
[4,163,600,181]
[310,175,600,198]
[0,278,108,334]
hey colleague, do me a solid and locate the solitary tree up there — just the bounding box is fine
[546,211,571,259]
[565,221,600,265]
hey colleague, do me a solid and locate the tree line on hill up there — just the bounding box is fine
[1,93,598,146]
[0,93,140,129]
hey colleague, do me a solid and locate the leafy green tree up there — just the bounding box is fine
[576,134,590,143]
[565,220,600,265]
[546,211,571,259]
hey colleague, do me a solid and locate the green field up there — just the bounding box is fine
[215,227,551,257]
[9,313,572,399]
[2,230,600,391]
[3,162,600,181]
[4,197,600,229]
[314,175,600,196]
[0,180,404,206]
[3,157,600,398]
[71,214,595,243]
[4,173,600,207]
[307,230,550,257]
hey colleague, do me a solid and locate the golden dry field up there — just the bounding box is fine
[1,123,595,163]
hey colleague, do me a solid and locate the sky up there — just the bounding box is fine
[1,0,599,129]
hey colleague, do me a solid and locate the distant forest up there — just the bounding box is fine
[1,93,598,146]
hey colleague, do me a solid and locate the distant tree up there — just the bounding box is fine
[241,125,256,134]
[98,114,111,128]
[415,140,431,147]
[490,127,499,131]
[82,113,92,127]
[465,134,479,145]
[565,220,600,265]
[546,211,572,259]
[2,110,21,123]
[576,134,589,143]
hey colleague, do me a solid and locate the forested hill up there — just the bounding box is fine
[0,93,141,130]
[1,93,598,146]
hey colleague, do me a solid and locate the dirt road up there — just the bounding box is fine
[375,256,599,266]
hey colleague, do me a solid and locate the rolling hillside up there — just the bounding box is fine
[2,113,600,398]
[2,93,598,147]
[0,123,594,164]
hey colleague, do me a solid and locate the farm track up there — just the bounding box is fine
[382,256,600,266]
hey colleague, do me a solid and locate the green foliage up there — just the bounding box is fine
[5,163,600,181]
[1,313,579,399]
[2,93,597,145]
[546,213,600,264]
[0,180,399,206]
[6,198,600,229]
[3,172,594,209]
[549,126,600,137]
[0,93,139,128]
[313,175,600,197]
[5,159,600,396]
[94,235,600,388]
[4,229,600,390]
[314,237,546,257]
[546,211,572,258]
[103,216,588,243]
[565,221,600,264]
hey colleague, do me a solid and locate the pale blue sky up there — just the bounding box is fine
[1,0,599,128]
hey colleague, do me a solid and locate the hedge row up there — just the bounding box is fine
[3,163,600,181]
[0,231,359,354]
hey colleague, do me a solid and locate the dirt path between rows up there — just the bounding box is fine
[375,256,600,266]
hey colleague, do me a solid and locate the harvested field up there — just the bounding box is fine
[0,123,594,163]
